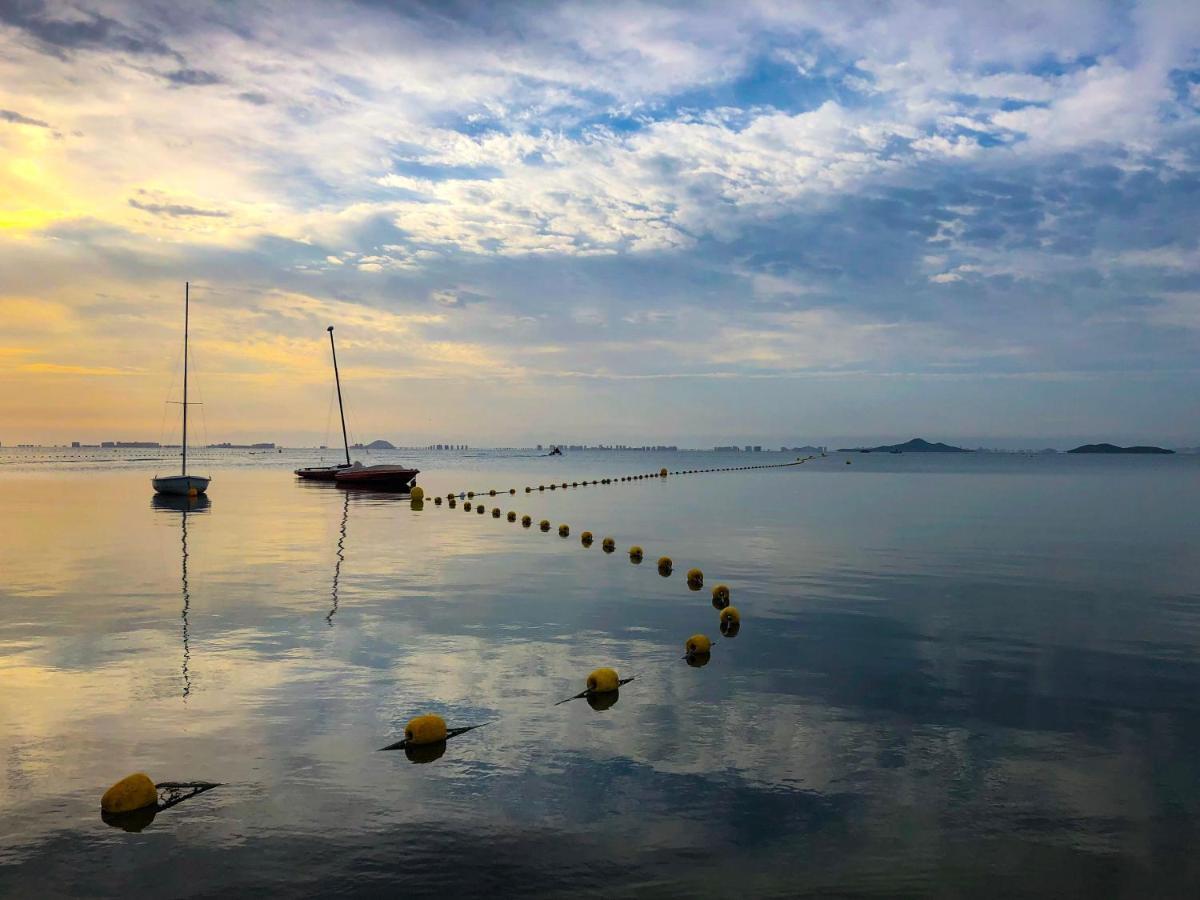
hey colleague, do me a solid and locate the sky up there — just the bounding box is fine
[1,0,1199,449]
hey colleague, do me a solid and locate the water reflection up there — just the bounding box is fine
[327,491,349,625]
[151,493,210,700]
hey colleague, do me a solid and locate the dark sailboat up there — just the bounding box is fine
[294,326,419,490]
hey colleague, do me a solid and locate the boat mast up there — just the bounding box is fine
[182,281,189,477]
[328,326,350,466]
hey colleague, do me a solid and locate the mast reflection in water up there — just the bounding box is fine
[151,493,211,700]
[327,490,349,625]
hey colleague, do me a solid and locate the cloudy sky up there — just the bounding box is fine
[2,0,1198,448]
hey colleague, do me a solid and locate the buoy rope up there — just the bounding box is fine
[444,455,817,501]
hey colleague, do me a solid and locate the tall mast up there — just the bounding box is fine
[328,326,350,466]
[182,281,189,477]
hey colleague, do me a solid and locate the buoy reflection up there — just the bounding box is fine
[586,689,620,711]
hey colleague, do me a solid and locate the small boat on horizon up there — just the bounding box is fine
[295,326,418,491]
[153,283,211,498]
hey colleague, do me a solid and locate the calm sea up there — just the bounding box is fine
[1,448,1198,897]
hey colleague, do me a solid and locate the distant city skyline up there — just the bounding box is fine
[2,2,1198,446]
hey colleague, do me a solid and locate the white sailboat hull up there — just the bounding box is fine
[152,474,211,496]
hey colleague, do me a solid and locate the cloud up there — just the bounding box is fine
[0,108,50,127]
[127,197,229,218]
[0,0,176,58]
[163,67,222,87]
[1,0,1199,443]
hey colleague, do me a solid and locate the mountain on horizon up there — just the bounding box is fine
[837,437,972,453]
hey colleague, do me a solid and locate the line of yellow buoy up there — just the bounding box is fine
[406,455,779,712]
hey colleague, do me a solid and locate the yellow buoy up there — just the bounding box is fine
[540,519,551,531]
[492,507,501,517]
[526,487,532,493]
[586,667,620,694]
[602,537,615,552]
[686,567,703,588]
[411,498,424,510]
[720,606,740,627]
[581,531,594,545]
[522,515,532,527]
[404,714,448,746]
[464,502,472,512]
[467,491,475,498]
[572,481,578,487]
[489,489,496,496]
[410,486,425,501]
[507,511,517,522]
[685,634,712,655]
[657,556,673,574]
[101,773,158,814]
[550,484,557,490]
[510,488,516,495]
[448,498,457,508]
[712,584,730,606]
[539,485,545,491]
[477,505,485,514]
[660,468,668,477]
[558,524,569,537]
[561,482,568,488]
[629,545,643,562]
[434,496,442,505]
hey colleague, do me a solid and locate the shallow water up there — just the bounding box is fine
[1,449,1199,897]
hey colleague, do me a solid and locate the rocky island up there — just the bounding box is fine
[838,437,972,453]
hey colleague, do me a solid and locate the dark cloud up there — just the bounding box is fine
[0,108,50,127]
[128,197,229,218]
[0,0,175,58]
[164,67,222,87]
[238,91,270,106]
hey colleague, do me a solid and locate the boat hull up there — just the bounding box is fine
[334,465,419,490]
[295,464,351,481]
[152,474,211,496]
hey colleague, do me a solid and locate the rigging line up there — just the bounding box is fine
[322,379,337,464]
[187,339,211,459]
[159,331,184,450]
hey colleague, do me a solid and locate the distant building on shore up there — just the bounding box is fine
[101,441,161,448]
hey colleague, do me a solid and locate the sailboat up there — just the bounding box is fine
[153,283,211,497]
[295,326,356,481]
[294,326,419,490]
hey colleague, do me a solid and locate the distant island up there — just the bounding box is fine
[354,439,395,450]
[838,437,972,453]
[1067,443,1174,455]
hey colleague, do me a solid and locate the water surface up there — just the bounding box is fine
[1,449,1198,897]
